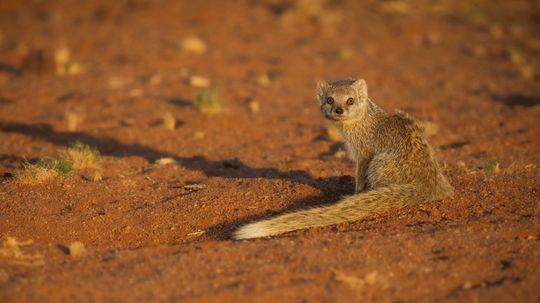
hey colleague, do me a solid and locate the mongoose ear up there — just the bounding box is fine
[316,81,329,100]
[352,79,368,99]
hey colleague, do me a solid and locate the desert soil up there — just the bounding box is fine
[1,0,539,302]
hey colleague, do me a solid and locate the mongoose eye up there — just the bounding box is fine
[346,98,355,105]
[326,97,334,105]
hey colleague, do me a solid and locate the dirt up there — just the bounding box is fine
[1,0,540,302]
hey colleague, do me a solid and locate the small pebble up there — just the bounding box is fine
[189,76,210,87]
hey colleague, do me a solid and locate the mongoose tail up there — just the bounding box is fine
[234,184,426,240]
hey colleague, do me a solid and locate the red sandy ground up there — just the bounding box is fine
[0,0,539,302]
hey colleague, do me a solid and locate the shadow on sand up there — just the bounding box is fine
[0,122,354,239]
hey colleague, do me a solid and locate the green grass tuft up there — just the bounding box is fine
[16,142,101,184]
[35,156,73,175]
[63,141,101,169]
[482,159,500,173]
[195,88,223,114]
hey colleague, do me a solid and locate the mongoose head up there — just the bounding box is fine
[317,79,368,122]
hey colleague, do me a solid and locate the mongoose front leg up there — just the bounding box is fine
[355,158,370,193]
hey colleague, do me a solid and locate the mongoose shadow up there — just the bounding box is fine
[0,122,354,239]
[0,121,330,186]
[166,97,193,108]
[492,94,540,108]
[205,175,354,240]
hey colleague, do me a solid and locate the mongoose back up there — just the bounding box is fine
[234,79,453,240]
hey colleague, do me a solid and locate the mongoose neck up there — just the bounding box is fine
[332,99,387,159]
[366,99,388,123]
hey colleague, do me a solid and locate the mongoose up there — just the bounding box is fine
[234,79,454,240]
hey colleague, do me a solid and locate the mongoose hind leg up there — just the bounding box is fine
[366,153,407,189]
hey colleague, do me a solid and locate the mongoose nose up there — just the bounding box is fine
[335,107,344,115]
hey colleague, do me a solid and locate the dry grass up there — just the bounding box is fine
[189,75,211,87]
[296,0,324,18]
[68,241,87,257]
[279,0,324,24]
[482,159,500,173]
[248,99,260,113]
[61,141,101,170]
[54,46,83,76]
[520,65,534,80]
[506,162,537,173]
[334,150,347,159]
[65,109,84,132]
[180,36,207,55]
[194,131,205,139]
[195,88,223,114]
[17,156,71,184]
[333,270,387,290]
[0,237,43,265]
[16,142,101,184]
[162,112,176,130]
[256,73,271,86]
[187,230,206,237]
[337,47,355,60]
[155,157,177,165]
[108,76,131,89]
[507,46,525,65]
[17,163,60,185]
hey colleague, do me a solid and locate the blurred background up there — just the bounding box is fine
[1,1,540,301]
[1,0,540,182]
[1,0,539,181]
[1,0,539,168]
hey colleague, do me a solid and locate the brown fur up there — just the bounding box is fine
[234,79,453,240]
